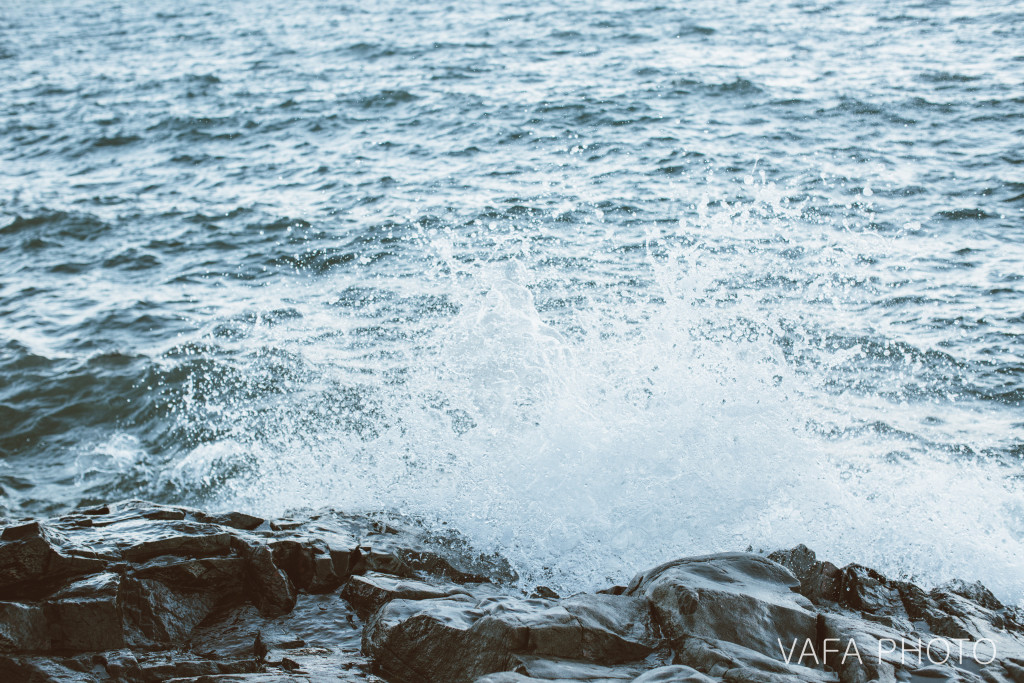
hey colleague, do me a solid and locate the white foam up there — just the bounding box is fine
[166,181,1024,605]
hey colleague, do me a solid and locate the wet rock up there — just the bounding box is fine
[818,613,899,683]
[939,580,1003,612]
[358,547,415,578]
[674,637,833,683]
[121,576,222,645]
[894,578,1024,662]
[474,674,537,683]
[768,546,843,605]
[189,593,369,677]
[0,654,100,682]
[270,519,304,532]
[0,601,49,652]
[270,539,340,593]
[837,565,910,626]
[5,505,1024,683]
[196,512,265,531]
[514,654,653,679]
[230,538,297,617]
[560,593,662,663]
[340,572,470,619]
[123,531,233,563]
[363,590,661,683]
[897,583,975,641]
[129,555,246,599]
[359,520,516,584]
[44,573,128,651]
[978,659,1024,683]
[0,523,104,595]
[632,664,721,683]
[626,553,817,661]
[362,594,518,682]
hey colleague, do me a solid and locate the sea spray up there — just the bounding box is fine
[160,182,1024,602]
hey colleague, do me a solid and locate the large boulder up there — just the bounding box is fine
[363,591,662,683]
[625,553,817,661]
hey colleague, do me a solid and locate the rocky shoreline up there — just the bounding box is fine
[0,500,1021,683]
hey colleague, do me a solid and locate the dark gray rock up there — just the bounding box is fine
[818,613,899,683]
[673,637,834,683]
[363,589,662,683]
[123,531,233,563]
[837,565,909,627]
[269,539,340,593]
[0,601,49,652]
[626,553,816,662]
[0,654,100,682]
[768,546,842,605]
[44,573,128,651]
[362,594,518,682]
[632,664,721,683]
[513,653,653,679]
[230,537,297,617]
[340,572,471,619]
[560,592,662,663]
[195,512,266,531]
[5,505,1024,683]
[0,523,104,595]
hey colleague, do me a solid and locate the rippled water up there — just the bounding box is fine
[2,0,1023,600]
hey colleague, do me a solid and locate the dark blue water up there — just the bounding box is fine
[2,0,1023,599]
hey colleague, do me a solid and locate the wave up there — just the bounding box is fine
[144,193,1024,604]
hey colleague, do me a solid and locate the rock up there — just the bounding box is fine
[359,519,516,584]
[896,581,1024,659]
[514,654,652,679]
[979,659,1024,683]
[44,573,128,651]
[632,664,720,683]
[818,613,899,683]
[626,553,817,662]
[121,576,221,645]
[359,547,416,578]
[363,590,661,683]
[559,593,662,663]
[363,595,516,682]
[341,572,471,619]
[270,539,340,593]
[5,505,1024,683]
[474,674,537,683]
[0,602,49,652]
[230,538,297,617]
[673,637,833,683]
[0,523,104,595]
[768,546,842,605]
[196,512,265,531]
[0,654,100,682]
[123,531,233,563]
[836,565,909,626]
[938,580,1003,612]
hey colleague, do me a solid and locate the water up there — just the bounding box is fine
[2,0,1023,601]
